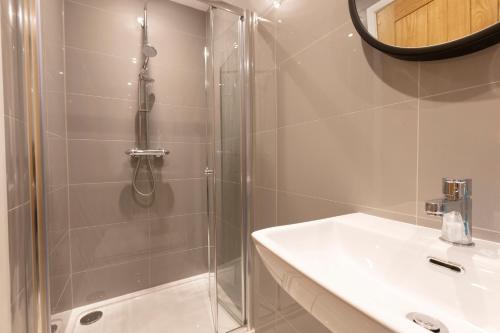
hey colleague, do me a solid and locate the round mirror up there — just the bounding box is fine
[349,0,500,60]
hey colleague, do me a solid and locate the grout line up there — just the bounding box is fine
[65,45,142,62]
[47,229,69,256]
[274,188,417,219]
[65,44,206,76]
[275,97,418,132]
[68,212,207,231]
[67,91,210,111]
[278,21,350,67]
[54,275,71,310]
[68,177,205,187]
[67,137,209,145]
[7,201,31,214]
[419,79,500,99]
[71,246,207,275]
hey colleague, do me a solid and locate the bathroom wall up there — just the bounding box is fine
[249,0,500,332]
[61,0,209,309]
[40,0,73,314]
[1,0,35,331]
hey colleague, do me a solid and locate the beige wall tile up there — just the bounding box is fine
[254,130,276,188]
[67,94,136,140]
[277,191,352,226]
[72,259,149,307]
[277,101,418,215]
[150,247,208,287]
[420,45,500,97]
[275,0,349,63]
[149,105,208,143]
[70,221,149,272]
[150,213,208,254]
[65,47,138,99]
[418,82,500,232]
[253,187,277,231]
[68,139,134,184]
[69,182,150,228]
[65,0,142,58]
[277,23,418,127]
[45,91,67,137]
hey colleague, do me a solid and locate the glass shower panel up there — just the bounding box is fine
[212,7,245,328]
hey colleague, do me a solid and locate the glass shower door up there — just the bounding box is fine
[209,6,247,332]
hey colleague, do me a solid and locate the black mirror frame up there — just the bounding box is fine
[348,0,500,61]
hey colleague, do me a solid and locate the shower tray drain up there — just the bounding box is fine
[406,312,448,333]
[80,311,103,326]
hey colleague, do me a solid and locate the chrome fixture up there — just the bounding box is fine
[425,178,474,246]
[406,312,448,333]
[141,5,158,70]
[128,4,168,197]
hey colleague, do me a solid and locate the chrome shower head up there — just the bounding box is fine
[146,93,156,111]
[143,44,157,58]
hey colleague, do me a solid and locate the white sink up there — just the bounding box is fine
[252,213,500,333]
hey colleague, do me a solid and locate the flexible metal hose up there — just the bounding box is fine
[132,155,155,197]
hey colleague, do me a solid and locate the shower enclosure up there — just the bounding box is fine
[0,0,254,332]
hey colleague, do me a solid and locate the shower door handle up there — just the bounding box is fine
[204,167,214,176]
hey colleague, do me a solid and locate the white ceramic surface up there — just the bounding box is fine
[51,274,240,333]
[252,213,500,333]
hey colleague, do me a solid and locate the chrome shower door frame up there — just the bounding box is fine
[205,2,255,331]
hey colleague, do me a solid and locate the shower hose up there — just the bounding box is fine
[132,155,156,197]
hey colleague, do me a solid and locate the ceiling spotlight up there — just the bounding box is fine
[272,0,281,8]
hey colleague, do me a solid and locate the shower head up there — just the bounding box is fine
[146,93,156,111]
[143,44,158,58]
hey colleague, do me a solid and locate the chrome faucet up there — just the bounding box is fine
[425,178,473,246]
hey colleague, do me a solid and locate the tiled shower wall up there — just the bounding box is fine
[249,0,500,333]
[40,0,73,315]
[43,0,210,311]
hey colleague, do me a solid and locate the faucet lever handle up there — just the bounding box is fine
[442,178,471,201]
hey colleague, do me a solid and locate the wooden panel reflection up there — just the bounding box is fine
[374,0,500,47]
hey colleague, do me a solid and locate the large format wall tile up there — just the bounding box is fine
[67,94,136,140]
[151,64,206,108]
[254,131,276,189]
[420,44,500,97]
[274,0,349,63]
[151,178,207,218]
[68,139,134,184]
[157,142,207,180]
[65,47,138,100]
[47,134,68,191]
[69,182,150,228]
[45,91,67,137]
[277,100,418,215]
[72,259,149,307]
[149,104,208,143]
[150,213,207,255]
[150,247,208,287]
[148,0,206,38]
[71,221,149,272]
[418,82,500,233]
[65,0,142,58]
[277,23,418,127]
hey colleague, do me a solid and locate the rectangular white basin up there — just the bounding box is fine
[252,213,500,333]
